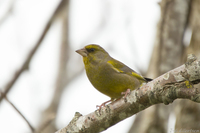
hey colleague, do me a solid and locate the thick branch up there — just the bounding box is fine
[56,54,200,133]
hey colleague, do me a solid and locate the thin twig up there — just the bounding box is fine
[1,91,35,132]
[0,0,14,26]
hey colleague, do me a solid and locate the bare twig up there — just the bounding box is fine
[0,0,69,103]
[0,0,14,26]
[0,91,35,132]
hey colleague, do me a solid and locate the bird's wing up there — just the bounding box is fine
[107,59,147,82]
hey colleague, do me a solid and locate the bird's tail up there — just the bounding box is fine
[144,77,153,82]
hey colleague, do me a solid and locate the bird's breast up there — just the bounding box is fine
[85,62,140,99]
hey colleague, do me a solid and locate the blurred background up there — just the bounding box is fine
[0,0,200,133]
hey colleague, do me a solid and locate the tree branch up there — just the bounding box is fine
[1,91,35,132]
[56,54,200,133]
[0,0,14,26]
[0,0,69,103]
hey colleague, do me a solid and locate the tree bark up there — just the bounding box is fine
[129,0,190,132]
[175,0,200,131]
[56,54,200,133]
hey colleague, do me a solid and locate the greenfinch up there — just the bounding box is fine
[76,44,152,106]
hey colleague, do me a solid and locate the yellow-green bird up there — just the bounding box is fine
[76,44,152,107]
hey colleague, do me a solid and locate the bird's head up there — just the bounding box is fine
[76,44,110,64]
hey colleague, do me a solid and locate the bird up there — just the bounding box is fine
[76,44,152,109]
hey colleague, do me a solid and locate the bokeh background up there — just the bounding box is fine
[0,0,200,133]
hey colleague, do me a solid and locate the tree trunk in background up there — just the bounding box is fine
[128,0,190,132]
[36,1,69,133]
[175,0,200,131]
[186,0,200,58]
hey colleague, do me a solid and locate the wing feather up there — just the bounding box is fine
[107,59,147,82]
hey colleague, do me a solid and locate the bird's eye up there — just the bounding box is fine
[88,48,95,52]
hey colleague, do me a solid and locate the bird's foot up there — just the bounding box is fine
[121,89,131,99]
[96,99,112,110]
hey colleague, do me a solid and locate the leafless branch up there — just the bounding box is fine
[0,0,69,103]
[0,0,14,26]
[34,115,55,133]
[0,91,35,132]
[56,54,200,133]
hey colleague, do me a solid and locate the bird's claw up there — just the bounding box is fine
[96,100,112,111]
[121,89,131,99]
[96,104,105,111]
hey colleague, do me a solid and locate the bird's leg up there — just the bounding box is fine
[121,89,131,98]
[96,99,112,110]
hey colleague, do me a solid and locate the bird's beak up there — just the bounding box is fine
[76,48,88,57]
